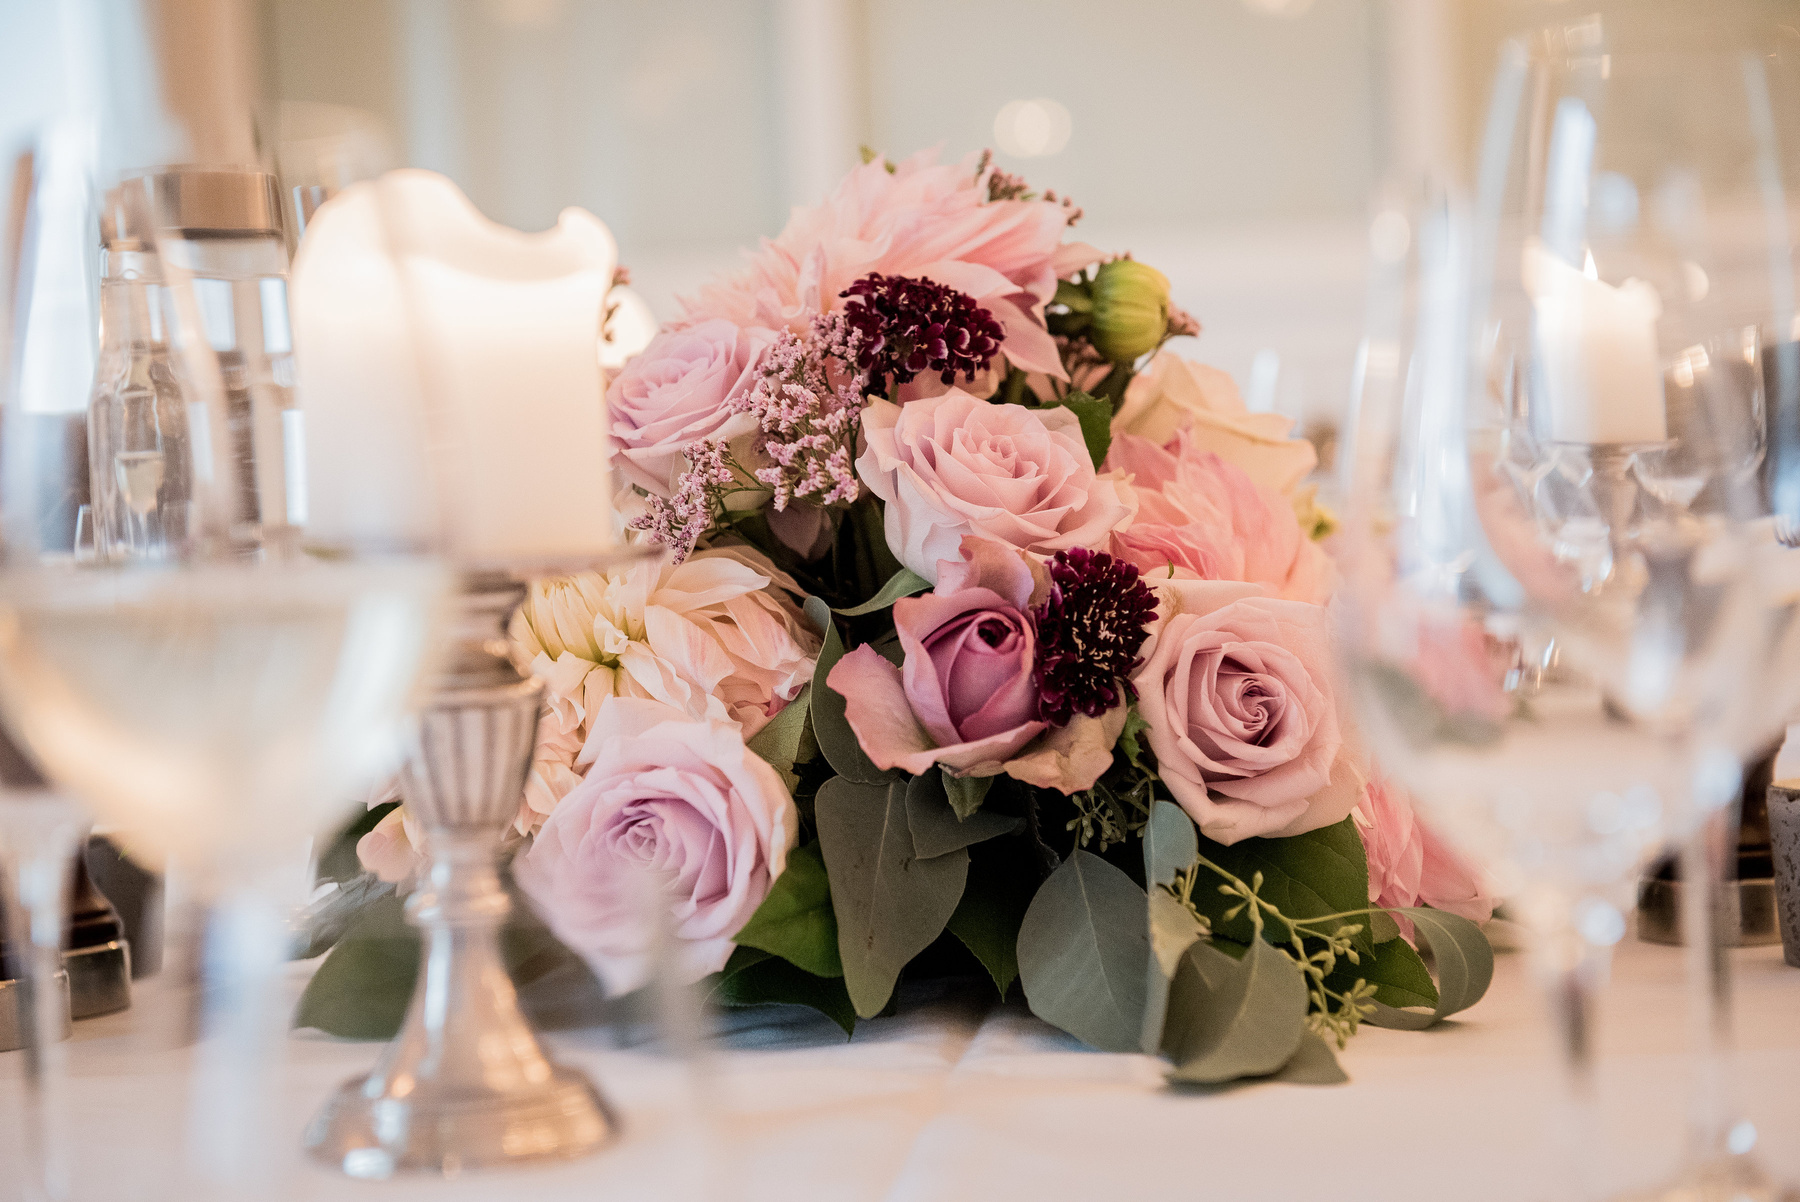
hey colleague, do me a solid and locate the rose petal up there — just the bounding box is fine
[1003,705,1128,795]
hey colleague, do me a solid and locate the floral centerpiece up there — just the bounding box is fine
[330,148,1495,1084]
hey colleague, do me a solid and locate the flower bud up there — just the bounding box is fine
[1089,259,1171,363]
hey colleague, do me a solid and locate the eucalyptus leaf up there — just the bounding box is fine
[1270,1029,1349,1085]
[1140,888,1204,1054]
[807,599,894,785]
[836,567,932,616]
[906,771,1021,858]
[746,684,814,791]
[1016,849,1149,1053]
[1047,390,1113,470]
[1162,937,1308,1085]
[1190,818,1374,955]
[712,945,857,1038]
[815,776,969,1018]
[1147,890,1204,979]
[942,771,993,820]
[1143,800,1198,891]
[732,841,841,978]
[1364,907,1495,1030]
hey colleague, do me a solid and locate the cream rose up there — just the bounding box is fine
[1112,354,1317,494]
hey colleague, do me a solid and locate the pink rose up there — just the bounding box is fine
[1356,774,1497,938]
[680,149,1073,382]
[857,391,1133,584]
[607,319,772,496]
[826,538,1121,794]
[1132,580,1362,844]
[1108,431,1331,604]
[1111,354,1317,494]
[516,697,797,994]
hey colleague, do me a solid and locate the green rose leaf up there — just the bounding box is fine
[807,596,896,786]
[293,891,419,1040]
[941,771,993,820]
[814,775,970,1018]
[1190,817,1375,956]
[946,838,1037,998]
[906,770,1020,856]
[1016,849,1149,1053]
[1162,936,1308,1085]
[732,841,842,979]
[711,945,857,1038]
[315,801,398,886]
[1046,390,1113,470]
[835,566,932,616]
[1363,907,1495,1030]
[1330,927,1439,1012]
[746,684,815,791]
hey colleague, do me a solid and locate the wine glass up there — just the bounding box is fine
[1338,13,1796,1196]
[0,100,451,1202]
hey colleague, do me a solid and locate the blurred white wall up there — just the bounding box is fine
[0,0,1583,425]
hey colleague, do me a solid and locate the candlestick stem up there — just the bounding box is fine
[304,571,617,1178]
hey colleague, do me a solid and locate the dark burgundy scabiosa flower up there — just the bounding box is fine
[1031,547,1159,726]
[840,272,1005,396]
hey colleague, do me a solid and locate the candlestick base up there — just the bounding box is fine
[304,570,622,1178]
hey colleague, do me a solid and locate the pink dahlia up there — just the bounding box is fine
[679,148,1073,384]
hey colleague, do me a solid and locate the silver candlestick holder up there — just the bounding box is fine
[305,569,619,1178]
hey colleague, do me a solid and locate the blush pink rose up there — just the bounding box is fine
[680,148,1073,382]
[607,319,772,496]
[1132,579,1362,844]
[826,537,1121,794]
[516,697,797,994]
[1107,431,1331,604]
[857,391,1133,584]
[1355,774,1497,939]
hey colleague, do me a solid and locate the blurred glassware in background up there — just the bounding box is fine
[86,185,192,562]
[0,6,453,1198]
[1339,6,1800,1198]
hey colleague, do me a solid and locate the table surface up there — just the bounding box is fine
[5,934,1800,1202]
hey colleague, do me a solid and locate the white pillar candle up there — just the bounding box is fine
[1524,238,1668,445]
[291,169,617,568]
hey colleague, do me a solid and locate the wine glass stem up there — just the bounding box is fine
[0,808,78,1202]
[1546,938,1608,1202]
[182,885,290,1195]
[1679,807,1739,1159]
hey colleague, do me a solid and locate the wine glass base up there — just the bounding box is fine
[304,1064,618,1179]
[1616,1153,1800,1202]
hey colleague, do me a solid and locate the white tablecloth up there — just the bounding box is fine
[7,936,1800,1201]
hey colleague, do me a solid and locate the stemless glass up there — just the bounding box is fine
[1339,11,1799,1196]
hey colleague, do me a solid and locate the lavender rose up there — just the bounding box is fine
[515,697,797,993]
[608,318,772,496]
[830,538,1046,775]
[1132,579,1362,844]
[856,390,1134,584]
[827,538,1127,794]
